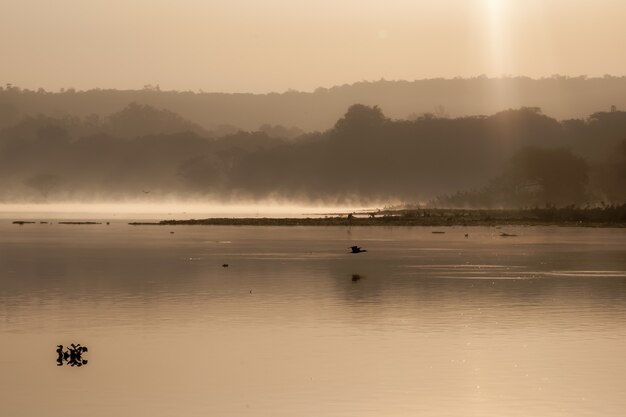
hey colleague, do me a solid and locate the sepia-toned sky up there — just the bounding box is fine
[1,0,625,93]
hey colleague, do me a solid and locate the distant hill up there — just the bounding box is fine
[2,76,626,131]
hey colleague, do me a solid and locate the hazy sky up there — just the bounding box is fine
[2,0,625,93]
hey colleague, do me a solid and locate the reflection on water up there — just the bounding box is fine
[1,222,625,417]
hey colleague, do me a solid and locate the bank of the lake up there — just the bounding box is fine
[128,207,626,228]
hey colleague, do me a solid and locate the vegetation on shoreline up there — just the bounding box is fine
[127,206,626,228]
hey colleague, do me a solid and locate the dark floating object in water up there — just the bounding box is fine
[432,231,445,234]
[222,264,229,268]
[56,343,88,367]
[169,231,175,234]
[13,221,36,225]
[464,233,469,238]
[352,274,362,282]
[500,232,518,237]
[40,221,48,224]
[106,222,110,225]
[58,222,102,225]
[350,246,367,253]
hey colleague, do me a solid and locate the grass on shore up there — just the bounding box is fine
[127,206,626,228]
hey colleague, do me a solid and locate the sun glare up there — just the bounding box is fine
[479,0,515,110]
[484,0,507,76]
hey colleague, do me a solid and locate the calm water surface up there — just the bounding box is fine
[1,219,625,417]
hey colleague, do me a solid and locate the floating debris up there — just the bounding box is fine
[432,231,445,234]
[352,274,362,282]
[500,232,518,237]
[13,221,36,225]
[222,264,229,268]
[58,222,102,225]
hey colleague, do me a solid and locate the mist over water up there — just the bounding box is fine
[0,201,377,221]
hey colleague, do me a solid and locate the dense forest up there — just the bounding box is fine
[0,98,624,206]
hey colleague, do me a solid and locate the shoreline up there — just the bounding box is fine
[126,207,626,228]
[8,208,626,228]
[127,219,626,228]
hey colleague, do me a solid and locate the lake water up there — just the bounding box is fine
[1,218,626,417]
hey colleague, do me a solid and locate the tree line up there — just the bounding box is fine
[2,75,626,131]
[0,102,624,206]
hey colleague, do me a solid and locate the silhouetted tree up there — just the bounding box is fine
[333,104,387,138]
[504,147,588,205]
[597,138,626,202]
